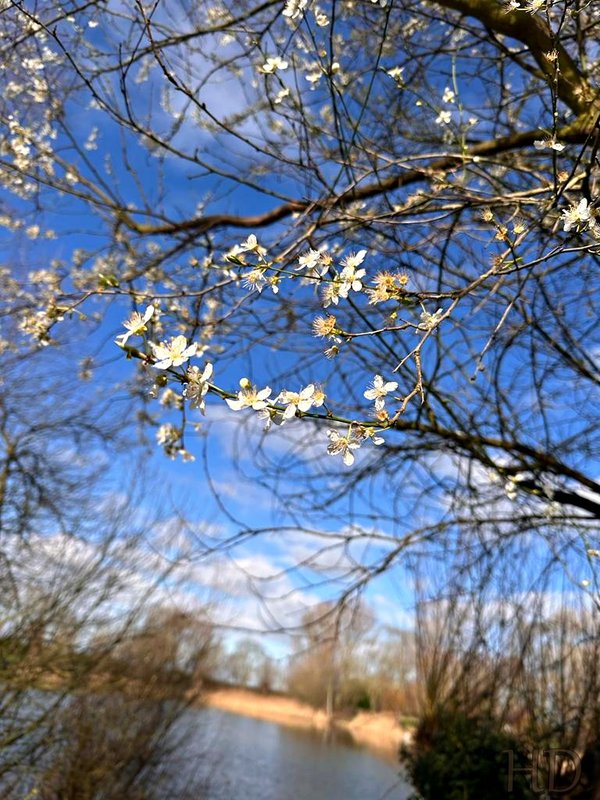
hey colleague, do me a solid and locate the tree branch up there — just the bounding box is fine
[434,0,599,120]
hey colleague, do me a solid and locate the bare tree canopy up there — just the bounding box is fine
[0,0,598,640]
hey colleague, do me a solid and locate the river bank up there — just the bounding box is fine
[203,687,413,756]
[9,666,413,756]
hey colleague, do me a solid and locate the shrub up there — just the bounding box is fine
[400,709,537,800]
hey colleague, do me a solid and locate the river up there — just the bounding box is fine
[176,707,412,800]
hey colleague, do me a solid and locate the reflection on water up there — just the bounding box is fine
[177,707,411,800]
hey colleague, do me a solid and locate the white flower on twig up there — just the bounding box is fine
[340,249,367,272]
[184,363,213,414]
[277,383,325,420]
[326,428,362,466]
[259,56,288,74]
[418,308,444,331]
[364,375,398,411]
[442,87,455,104]
[150,335,197,369]
[238,234,267,256]
[504,472,527,501]
[296,249,330,280]
[156,423,180,447]
[226,379,272,411]
[116,305,154,346]
[533,138,565,152]
[338,250,367,296]
[562,198,593,233]
[282,0,308,19]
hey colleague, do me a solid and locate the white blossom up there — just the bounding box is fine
[274,87,291,104]
[364,429,385,446]
[19,310,54,345]
[339,264,365,295]
[156,423,180,447]
[277,384,324,420]
[243,268,279,294]
[314,7,329,25]
[243,268,268,293]
[521,0,545,12]
[418,308,444,331]
[442,87,455,103]
[150,335,197,369]
[338,250,367,295]
[533,138,565,151]
[156,424,194,461]
[115,305,154,346]
[364,375,398,411]
[504,472,527,501]
[84,127,98,151]
[226,379,272,411]
[296,249,330,280]
[184,363,213,414]
[340,250,367,271]
[159,388,183,409]
[562,198,593,232]
[238,234,267,256]
[321,281,347,307]
[326,429,362,466]
[259,57,289,74]
[305,65,323,85]
[386,66,404,84]
[282,0,308,19]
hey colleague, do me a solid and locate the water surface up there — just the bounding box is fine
[181,707,411,800]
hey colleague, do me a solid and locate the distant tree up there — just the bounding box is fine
[223,637,272,689]
[287,600,374,714]
[110,605,219,688]
[257,655,277,693]
[355,627,418,713]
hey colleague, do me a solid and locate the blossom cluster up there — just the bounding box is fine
[562,198,598,236]
[109,186,597,475]
[113,299,402,468]
[227,236,446,345]
[326,424,385,467]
